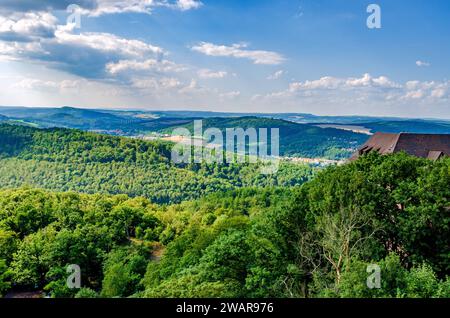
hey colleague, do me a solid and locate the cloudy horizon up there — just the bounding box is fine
[0,0,449,119]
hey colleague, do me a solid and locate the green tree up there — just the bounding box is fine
[0,259,11,296]
[101,246,149,297]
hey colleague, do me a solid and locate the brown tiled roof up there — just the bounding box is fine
[427,151,444,160]
[351,132,450,160]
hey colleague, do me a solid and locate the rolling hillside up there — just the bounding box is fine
[360,120,450,134]
[0,106,194,134]
[1,107,448,160]
[161,117,369,159]
[0,124,314,204]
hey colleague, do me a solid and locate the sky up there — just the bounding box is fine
[0,0,449,118]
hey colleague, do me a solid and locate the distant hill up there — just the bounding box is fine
[161,117,369,159]
[0,124,314,204]
[1,107,448,159]
[0,107,370,159]
[360,120,450,134]
[0,106,141,131]
[0,106,197,134]
[273,113,450,125]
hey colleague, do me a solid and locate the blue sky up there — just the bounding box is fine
[0,0,449,118]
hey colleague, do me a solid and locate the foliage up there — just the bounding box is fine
[0,124,314,204]
[164,117,367,159]
[75,288,99,298]
[0,259,11,296]
[0,152,448,298]
[101,245,149,297]
[141,152,449,298]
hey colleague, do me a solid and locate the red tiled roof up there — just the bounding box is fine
[427,151,444,160]
[351,132,450,160]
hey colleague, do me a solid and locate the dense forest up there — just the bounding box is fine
[0,124,314,204]
[0,152,448,298]
[0,107,370,159]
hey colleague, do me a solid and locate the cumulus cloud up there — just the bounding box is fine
[197,68,227,79]
[401,80,449,100]
[267,70,284,80]
[173,0,203,11]
[0,0,202,16]
[258,74,450,107]
[0,4,230,107]
[54,26,164,57]
[0,0,97,13]
[287,73,401,92]
[12,78,60,90]
[0,0,203,80]
[416,60,431,67]
[131,77,211,97]
[220,91,240,100]
[132,77,183,90]
[106,59,187,75]
[87,0,203,16]
[82,0,161,16]
[345,73,401,89]
[0,12,57,42]
[11,77,85,92]
[0,19,166,78]
[191,42,285,65]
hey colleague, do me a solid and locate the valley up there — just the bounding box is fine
[0,107,449,299]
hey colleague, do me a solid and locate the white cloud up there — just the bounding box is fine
[88,0,203,16]
[403,90,425,100]
[258,74,450,109]
[191,42,285,65]
[178,79,200,94]
[175,0,203,11]
[431,88,446,99]
[85,0,156,16]
[0,20,166,78]
[132,77,183,90]
[289,76,341,91]
[287,73,401,92]
[0,0,97,13]
[131,77,207,95]
[401,80,449,100]
[0,40,45,57]
[12,78,59,90]
[416,60,431,67]
[0,0,202,16]
[106,59,187,74]
[197,68,227,79]
[11,77,86,93]
[84,0,156,16]
[54,26,164,57]
[345,73,401,88]
[267,70,284,80]
[0,12,57,42]
[220,91,241,100]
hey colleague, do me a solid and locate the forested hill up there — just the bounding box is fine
[161,117,369,159]
[0,153,448,298]
[0,124,172,163]
[0,124,314,204]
